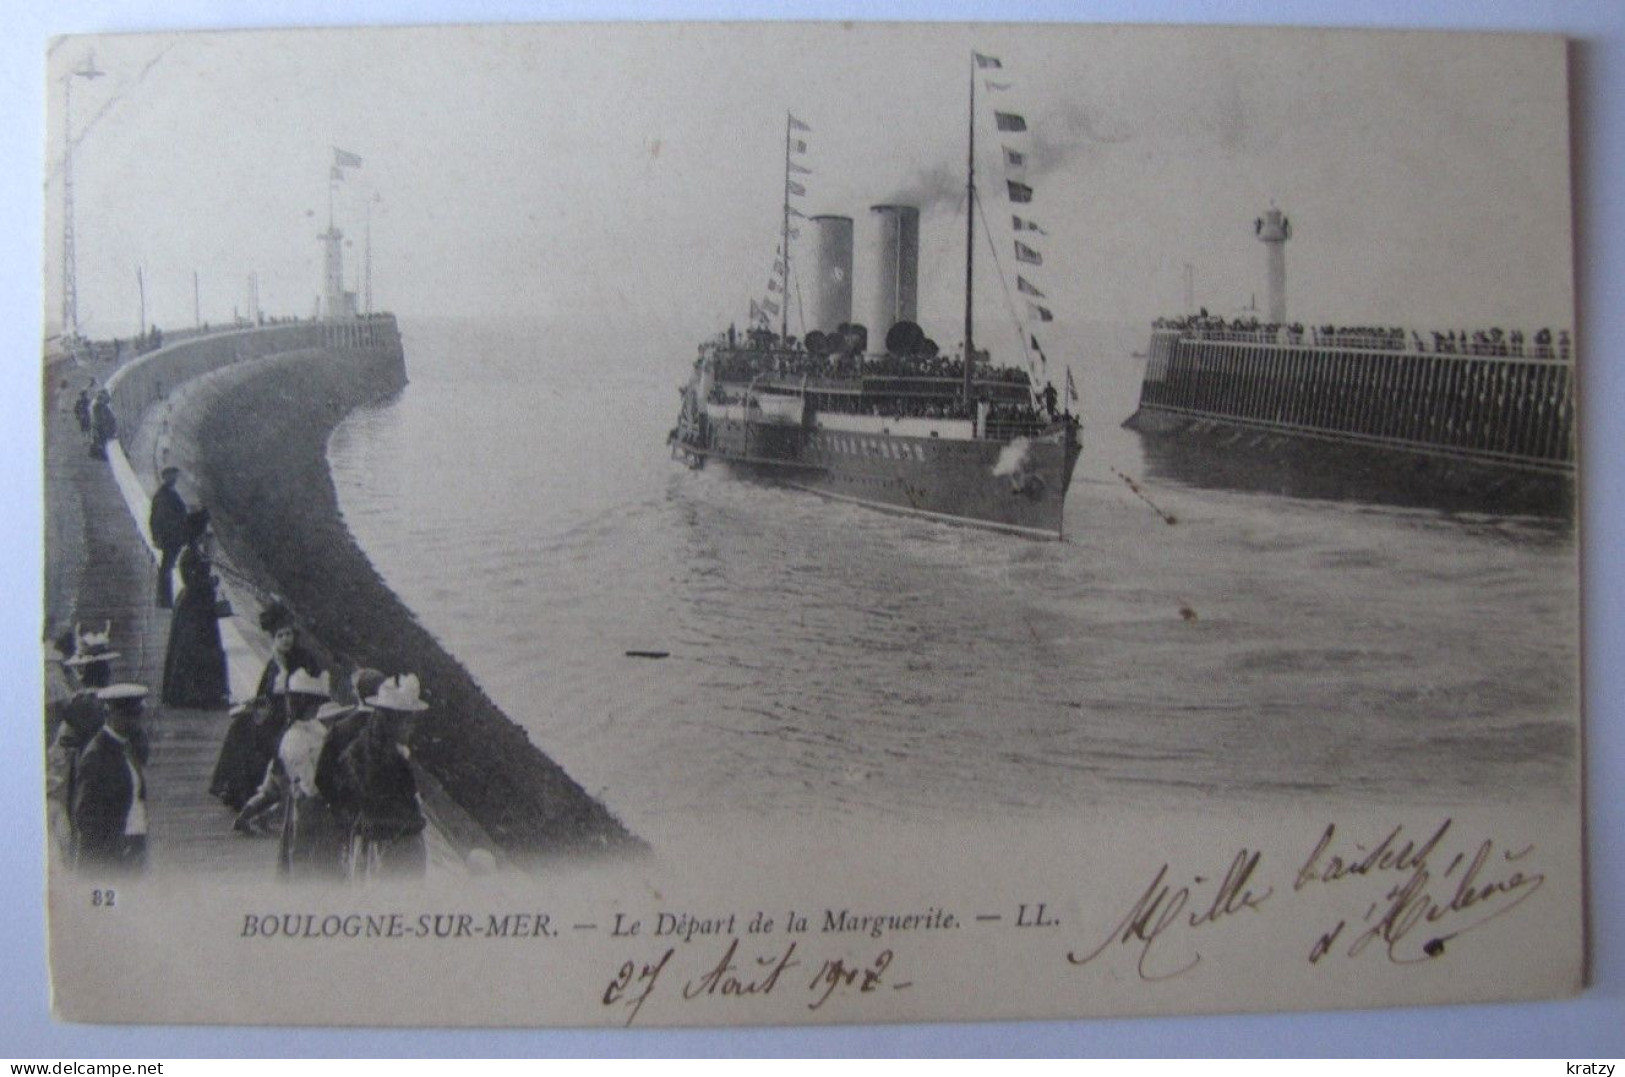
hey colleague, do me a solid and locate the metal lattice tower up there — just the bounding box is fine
[59,53,104,344]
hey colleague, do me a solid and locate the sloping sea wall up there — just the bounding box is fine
[108,320,641,861]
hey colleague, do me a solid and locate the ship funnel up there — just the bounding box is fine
[867,204,920,337]
[1255,204,1291,324]
[809,215,854,334]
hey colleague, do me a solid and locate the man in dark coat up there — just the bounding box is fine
[73,385,93,440]
[89,390,117,460]
[315,667,387,833]
[149,467,189,609]
[334,674,431,881]
[71,684,152,873]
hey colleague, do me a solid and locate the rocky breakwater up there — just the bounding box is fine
[118,319,641,862]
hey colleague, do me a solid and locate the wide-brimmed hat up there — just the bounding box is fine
[62,646,120,668]
[97,684,149,715]
[96,683,148,701]
[63,623,119,667]
[367,673,429,713]
[286,668,331,698]
[314,700,357,723]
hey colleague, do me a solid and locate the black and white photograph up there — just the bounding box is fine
[33,17,1588,1033]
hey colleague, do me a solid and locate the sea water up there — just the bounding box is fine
[327,316,1578,850]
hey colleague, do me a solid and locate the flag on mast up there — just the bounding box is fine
[789,114,812,132]
[973,52,1003,69]
[333,147,363,168]
[1007,180,1034,204]
[994,112,1028,132]
[984,79,1012,92]
[1066,366,1080,403]
[1017,276,1045,298]
[1015,241,1043,265]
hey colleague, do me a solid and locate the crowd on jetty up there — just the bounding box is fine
[55,311,328,367]
[72,382,119,460]
[1154,312,1572,359]
[45,454,450,883]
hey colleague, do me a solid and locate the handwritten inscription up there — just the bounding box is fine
[1066,849,1272,981]
[1297,820,1544,965]
[226,817,1554,1018]
[1064,819,1546,983]
[601,936,902,1025]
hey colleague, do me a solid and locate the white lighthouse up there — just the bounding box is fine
[1255,204,1291,324]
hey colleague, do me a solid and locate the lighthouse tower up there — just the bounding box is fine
[1255,204,1291,324]
[320,225,347,319]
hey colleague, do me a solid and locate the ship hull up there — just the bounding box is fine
[682,417,1081,539]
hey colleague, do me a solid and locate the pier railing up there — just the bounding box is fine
[104,315,401,443]
[1138,330,1575,469]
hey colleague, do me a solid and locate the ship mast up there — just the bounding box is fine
[781,111,793,343]
[963,53,976,405]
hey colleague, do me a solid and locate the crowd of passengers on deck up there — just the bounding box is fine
[703,324,1033,388]
[1154,312,1571,359]
[706,381,1059,431]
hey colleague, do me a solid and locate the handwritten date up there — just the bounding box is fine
[601,936,901,1025]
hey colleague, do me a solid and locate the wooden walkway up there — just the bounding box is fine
[48,363,271,877]
[45,360,463,879]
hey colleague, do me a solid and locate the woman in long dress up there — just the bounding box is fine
[161,511,229,708]
[208,601,319,811]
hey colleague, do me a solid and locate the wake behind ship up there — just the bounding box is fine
[669,51,1083,539]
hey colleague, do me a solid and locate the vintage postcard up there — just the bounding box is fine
[41,22,1580,1027]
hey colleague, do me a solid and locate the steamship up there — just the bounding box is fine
[1123,208,1577,517]
[669,57,1083,539]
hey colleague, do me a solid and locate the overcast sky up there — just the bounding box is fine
[45,23,1574,346]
